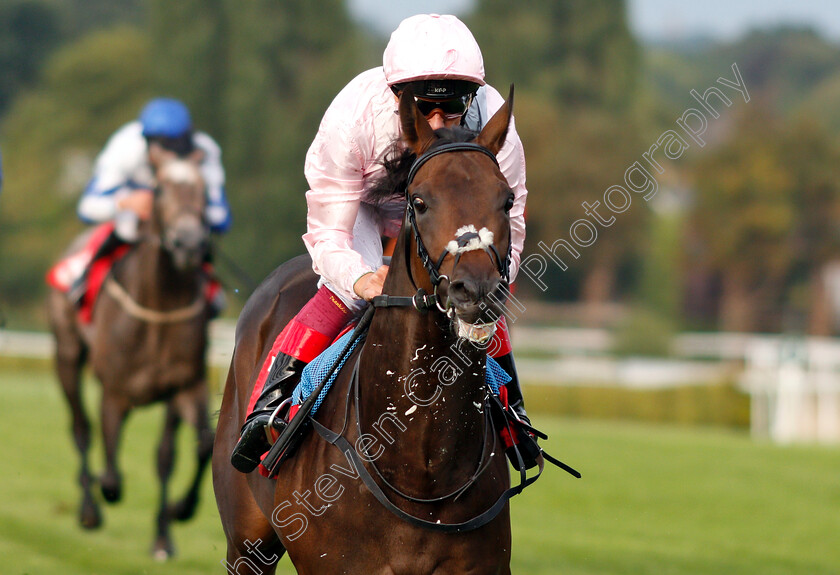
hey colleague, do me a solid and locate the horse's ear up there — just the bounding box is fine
[475,84,514,156]
[399,86,437,155]
[148,143,178,170]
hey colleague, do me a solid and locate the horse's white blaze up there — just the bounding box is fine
[160,160,202,187]
[446,225,495,256]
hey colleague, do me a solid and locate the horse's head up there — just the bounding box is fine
[398,86,515,343]
[151,152,210,272]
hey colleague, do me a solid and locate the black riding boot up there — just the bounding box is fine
[494,352,540,470]
[230,353,306,473]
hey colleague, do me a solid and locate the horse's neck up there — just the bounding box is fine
[117,237,199,306]
[357,248,489,488]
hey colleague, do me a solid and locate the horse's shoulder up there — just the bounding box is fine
[235,254,319,347]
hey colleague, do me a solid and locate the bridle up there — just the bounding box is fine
[373,141,512,314]
[151,176,211,256]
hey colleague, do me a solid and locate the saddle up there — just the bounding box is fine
[46,224,129,323]
[250,308,579,533]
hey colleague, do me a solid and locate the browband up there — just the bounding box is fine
[407,142,499,185]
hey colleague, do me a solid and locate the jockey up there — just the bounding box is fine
[231,14,532,473]
[72,98,231,303]
[79,97,230,239]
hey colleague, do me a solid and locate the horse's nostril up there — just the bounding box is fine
[489,279,508,302]
[448,279,477,304]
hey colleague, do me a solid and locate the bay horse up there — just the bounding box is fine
[213,88,525,574]
[47,153,215,559]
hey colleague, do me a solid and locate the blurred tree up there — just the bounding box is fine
[470,0,638,111]
[149,0,227,140]
[717,27,840,113]
[59,0,146,37]
[796,70,840,143]
[692,107,796,332]
[217,0,373,286]
[779,120,840,334]
[645,27,840,122]
[0,27,151,317]
[0,0,146,120]
[638,210,682,324]
[0,1,374,324]
[469,0,647,322]
[0,1,64,116]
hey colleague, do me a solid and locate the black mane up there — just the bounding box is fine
[363,125,478,207]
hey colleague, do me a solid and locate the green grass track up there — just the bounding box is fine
[1,363,838,574]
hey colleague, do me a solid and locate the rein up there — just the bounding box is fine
[102,211,209,325]
[353,356,497,504]
[372,142,510,313]
[103,275,206,324]
[309,143,542,532]
[309,354,545,533]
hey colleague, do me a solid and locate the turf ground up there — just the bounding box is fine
[1,362,838,575]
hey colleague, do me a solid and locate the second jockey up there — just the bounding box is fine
[71,98,231,308]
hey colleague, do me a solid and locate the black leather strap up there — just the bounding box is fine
[310,415,543,533]
[404,142,506,287]
[263,306,375,475]
[407,142,500,185]
[372,291,438,311]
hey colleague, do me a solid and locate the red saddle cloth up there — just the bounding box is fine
[45,223,129,324]
[47,223,222,325]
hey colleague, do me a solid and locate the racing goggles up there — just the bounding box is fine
[413,93,474,119]
[146,134,195,157]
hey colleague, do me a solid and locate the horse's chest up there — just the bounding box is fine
[92,323,205,395]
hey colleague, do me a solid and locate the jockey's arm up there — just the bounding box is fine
[194,132,231,234]
[78,124,151,224]
[353,265,389,301]
[302,98,376,305]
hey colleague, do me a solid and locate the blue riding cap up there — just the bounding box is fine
[139,98,192,139]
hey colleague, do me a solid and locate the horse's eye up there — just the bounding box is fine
[412,196,427,213]
[504,194,515,213]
